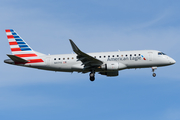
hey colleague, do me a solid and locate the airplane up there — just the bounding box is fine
[4,29,176,81]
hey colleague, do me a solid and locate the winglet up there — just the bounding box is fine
[69,39,81,55]
[69,39,103,67]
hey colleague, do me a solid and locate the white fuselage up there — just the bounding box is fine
[22,50,175,73]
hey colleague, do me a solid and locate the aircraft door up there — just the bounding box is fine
[45,57,51,66]
[148,52,153,61]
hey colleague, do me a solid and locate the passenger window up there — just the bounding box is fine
[99,56,101,58]
[139,54,141,56]
[117,55,119,57]
[72,57,74,59]
[108,55,110,57]
[94,56,96,58]
[134,54,136,56]
[130,54,132,56]
[59,58,61,60]
[63,58,65,60]
[126,55,128,57]
[112,55,114,57]
[104,56,106,58]
[67,58,69,60]
[121,55,123,57]
[54,58,56,60]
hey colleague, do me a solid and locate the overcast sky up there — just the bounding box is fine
[0,0,180,120]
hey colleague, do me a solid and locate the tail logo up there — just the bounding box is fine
[6,29,32,52]
[5,29,44,64]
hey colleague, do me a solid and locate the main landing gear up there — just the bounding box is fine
[152,67,157,77]
[89,70,95,81]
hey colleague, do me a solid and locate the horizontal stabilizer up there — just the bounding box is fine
[7,54,28,63]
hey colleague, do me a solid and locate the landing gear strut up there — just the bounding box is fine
[152,67,157,77]
[89,70,95,81]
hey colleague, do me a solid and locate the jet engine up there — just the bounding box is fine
[100,62,126,70]
[99,71,119,77]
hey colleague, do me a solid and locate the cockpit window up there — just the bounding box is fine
[158,52,166,55]
[162,52,166,55]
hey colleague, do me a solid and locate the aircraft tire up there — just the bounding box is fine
[152,73,156,77]
[90,76,95,81]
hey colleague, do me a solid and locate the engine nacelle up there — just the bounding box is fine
[101,62,126,70]
[99,71,118,77]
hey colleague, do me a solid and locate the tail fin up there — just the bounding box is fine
[5,29,45,63]
[5,29,34,54]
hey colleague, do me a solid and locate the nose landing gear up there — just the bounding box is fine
[152,67,157,77]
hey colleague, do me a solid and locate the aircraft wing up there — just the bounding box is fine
[69,39,103,69]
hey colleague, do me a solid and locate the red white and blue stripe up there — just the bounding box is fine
[5,29,44,64]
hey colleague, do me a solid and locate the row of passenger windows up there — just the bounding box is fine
[54,54,141,60]
[54,57,74,60]
[95,54,141,58]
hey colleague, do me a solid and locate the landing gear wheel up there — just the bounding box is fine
[90,76,95,81]
[89,72,95,81]
[151,67,157,77]
[152,73,156,77]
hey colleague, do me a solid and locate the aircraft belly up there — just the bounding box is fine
[126,62,155,68]
[71,64,83,70]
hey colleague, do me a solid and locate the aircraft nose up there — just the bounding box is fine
[169,58,176,64]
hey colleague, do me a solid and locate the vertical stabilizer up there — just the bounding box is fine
[5,29,45,63]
